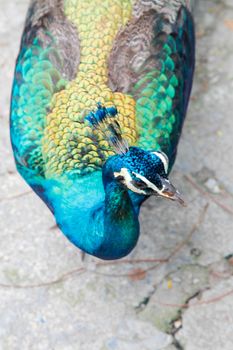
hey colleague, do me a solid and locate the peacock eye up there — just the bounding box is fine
[132,180,147,189]
[115,175,124,182]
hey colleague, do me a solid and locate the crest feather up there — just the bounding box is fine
[85,103,129,155]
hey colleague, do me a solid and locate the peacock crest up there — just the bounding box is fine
[85,103,129,155]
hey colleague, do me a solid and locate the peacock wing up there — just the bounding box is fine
[10,0,80,182]
[108,3,195,170]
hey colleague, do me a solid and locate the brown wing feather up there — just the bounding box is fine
[23,0,80,80]
[108,10,159,93]
[107,2,195,167]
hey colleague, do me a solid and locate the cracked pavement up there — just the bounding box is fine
[0,0,233,349]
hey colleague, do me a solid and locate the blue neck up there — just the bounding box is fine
[48,169,144,260]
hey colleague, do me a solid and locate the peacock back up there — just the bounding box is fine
[10,0,195,188]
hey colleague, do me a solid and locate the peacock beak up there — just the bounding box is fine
[158,178,186,207]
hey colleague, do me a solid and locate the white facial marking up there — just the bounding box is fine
[114,168,146,195]
[153,151,169,174]
[133,172,178,200]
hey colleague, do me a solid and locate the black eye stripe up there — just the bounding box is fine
[131,180,147,189]
[116,175,124,181]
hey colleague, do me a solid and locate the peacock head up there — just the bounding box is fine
[110,146,185,205]
[86,103,185,205]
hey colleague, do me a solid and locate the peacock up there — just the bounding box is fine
[10,0,195,260]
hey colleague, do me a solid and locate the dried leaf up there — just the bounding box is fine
[224,20,233,31]
[128,268,146,281]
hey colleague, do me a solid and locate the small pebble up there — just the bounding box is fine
[191,248,202,257]
[193,278,200,284]
[204,178,221,194]
[174,319,182,330]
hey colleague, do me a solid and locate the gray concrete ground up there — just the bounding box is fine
[1,0,233,349]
